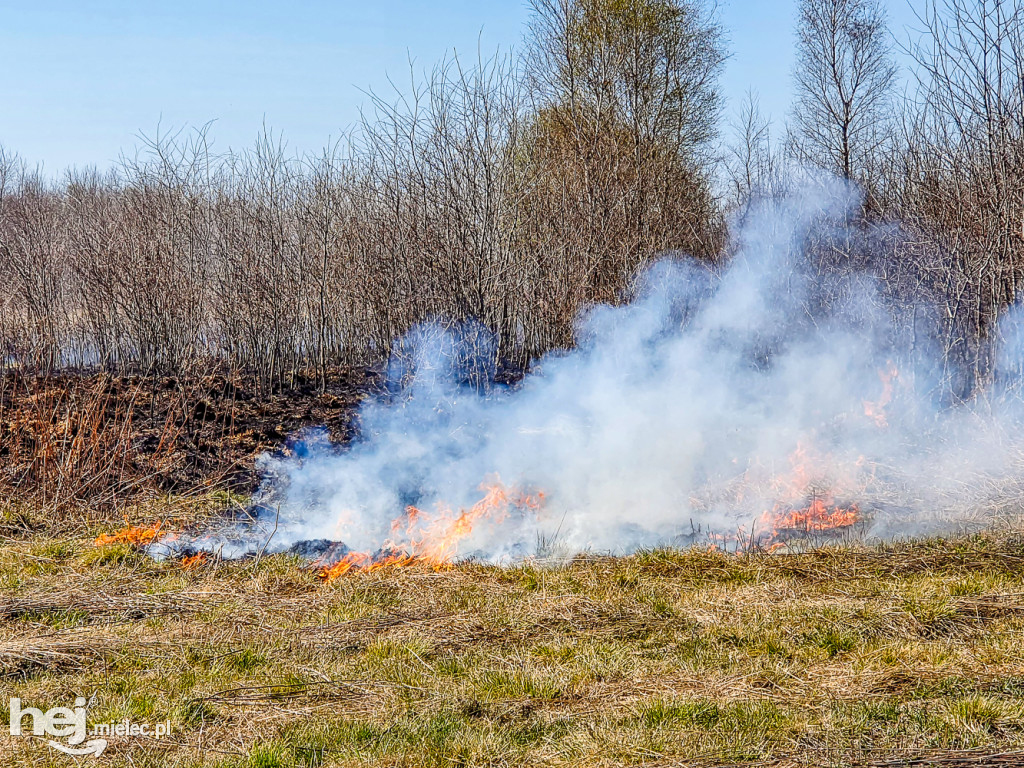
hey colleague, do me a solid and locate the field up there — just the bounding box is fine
[4,501,1024,767]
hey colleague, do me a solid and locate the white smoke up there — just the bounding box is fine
[163,180,1024,562]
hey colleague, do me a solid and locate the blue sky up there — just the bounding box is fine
[0,0,921,172]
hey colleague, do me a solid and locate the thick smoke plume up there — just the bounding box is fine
[163,182,1024,563]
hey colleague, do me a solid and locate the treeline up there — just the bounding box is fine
[0,0,1022,395]
[0,0,724,391]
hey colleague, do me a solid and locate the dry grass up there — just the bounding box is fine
[4,512,1024,766]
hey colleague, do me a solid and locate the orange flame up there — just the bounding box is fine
[94,522,164,547]
[863,362,899,428]
[180,552,208,569]
[709,443,863,553]
[316,551,446,581]
[758,444,861,548]
[762,494,860,535]
[317,480,543,581]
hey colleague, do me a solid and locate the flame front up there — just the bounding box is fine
[762,494,859,537]
[316,551,440,580]
[705,443,865,552]
[94,522,164,547]
[317,480,544,580]
[91,460,864,573]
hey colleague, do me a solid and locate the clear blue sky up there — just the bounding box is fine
[0,0,921,172]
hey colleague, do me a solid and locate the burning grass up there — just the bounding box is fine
[313,482,545,581]
[91,482,864,579]
[93,521,165,548]
[5,505,1024,767]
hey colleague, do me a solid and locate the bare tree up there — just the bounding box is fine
[517,0,725,352]
[526,0,724,159]
[725,90,787,209]
[791,0,897,185]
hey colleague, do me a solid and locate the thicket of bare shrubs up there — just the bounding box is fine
[889,0,1024,391]
[0,0,1021,403]
[726,0,1024,399]
[0,0,724,394]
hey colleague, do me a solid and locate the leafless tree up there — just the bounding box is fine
[516,0,725,351]
[526,0,724,158]
[725,90,788,209]
[791,0,897,186]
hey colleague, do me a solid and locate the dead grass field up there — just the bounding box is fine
[4,503,1024,767]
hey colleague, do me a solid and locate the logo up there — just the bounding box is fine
[9,697,172,758]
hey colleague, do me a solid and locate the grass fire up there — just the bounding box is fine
[13,181,1024,768]
[38,181,1024,766]
[7,0,1024,765]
